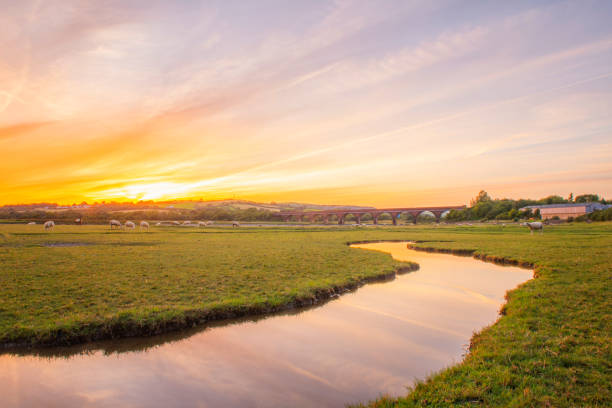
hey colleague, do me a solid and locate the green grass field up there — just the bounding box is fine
[1,223,610,407]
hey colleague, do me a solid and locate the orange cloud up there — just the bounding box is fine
[0,121,53,140]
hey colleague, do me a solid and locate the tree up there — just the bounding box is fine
[568,193,573,202]
[575,194,600,203]
[470,190,491,206]
[539,195,566,205]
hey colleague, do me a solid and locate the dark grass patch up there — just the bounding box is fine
[41,242,95,247]
[106,241,161,246]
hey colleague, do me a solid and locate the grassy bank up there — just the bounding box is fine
[1,223,610,406]
[0,224,416,347]
[354,223,612,407]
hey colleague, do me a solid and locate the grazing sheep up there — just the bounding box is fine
[44,221,55,230]
[155,222,161,226]
[172,221,181,226]
[198,221,207,227]
[232,221,240,228]
[140,221,150,230]
[124,221,136,230]
[522,221,543,234]
[27,222,36,225]
[110,219,122,230]
[183,220,191,225]
[207,221,214,226]
[75,218,82,225]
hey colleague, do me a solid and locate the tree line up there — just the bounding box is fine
[446,191,608,222]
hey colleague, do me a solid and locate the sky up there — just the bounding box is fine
[1,0,611,206]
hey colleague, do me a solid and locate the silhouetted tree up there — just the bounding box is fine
[470,190,492,206]
[575,194,600,203]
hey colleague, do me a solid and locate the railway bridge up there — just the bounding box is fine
[279,206,466,225]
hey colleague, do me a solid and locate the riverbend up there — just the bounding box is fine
[1,242,532,407]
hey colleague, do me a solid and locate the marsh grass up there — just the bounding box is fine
[1,222,610,406]
[0,225,412,347]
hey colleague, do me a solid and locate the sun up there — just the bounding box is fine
[89,182,196,201]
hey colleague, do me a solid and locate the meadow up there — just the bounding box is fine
[0,222,610,407]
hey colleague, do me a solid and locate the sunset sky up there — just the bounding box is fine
[1,0,611,206]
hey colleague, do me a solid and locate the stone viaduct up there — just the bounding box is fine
[279,206,466,225]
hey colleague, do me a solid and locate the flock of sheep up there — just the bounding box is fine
[109,220,150,230]
[37,219,241,231]
[108,219,224,230]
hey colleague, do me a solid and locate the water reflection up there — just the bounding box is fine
[0,242,532,407]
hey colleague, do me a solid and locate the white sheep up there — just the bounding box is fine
[183,220,191,225]
[124,221,136,230]
[110,219,122,230]
[523,221,543,234]
[27,222,36,225]
[232,221,240,228]
[198,221,207,227]
[44,221,54,230]
[140,221,150,230]
[172,221,181,225]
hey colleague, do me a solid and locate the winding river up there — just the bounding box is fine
[0,242,532,407]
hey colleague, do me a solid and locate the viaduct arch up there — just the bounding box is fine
[279,206,464,225]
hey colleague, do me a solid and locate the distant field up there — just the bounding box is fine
[0,222,610,407]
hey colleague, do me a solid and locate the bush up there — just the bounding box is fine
[589,207,612,221]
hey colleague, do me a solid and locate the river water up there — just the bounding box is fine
[0,242,532,407]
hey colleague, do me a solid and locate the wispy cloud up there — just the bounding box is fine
[1,0,612,204]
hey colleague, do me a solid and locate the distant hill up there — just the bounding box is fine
[159,199,375,212]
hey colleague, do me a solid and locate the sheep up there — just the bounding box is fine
[27,222,36,225]
[232,221,240,228]
[44,220,55,230]
[140,221,150,230]
[110,219,122,230]
[183,220,191,225]
[155,222,161,226]
[75,218,82,225]
[172,221,181,226]
[522,221,543,234]
[124,221,136,230]
[198,221,207,227]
